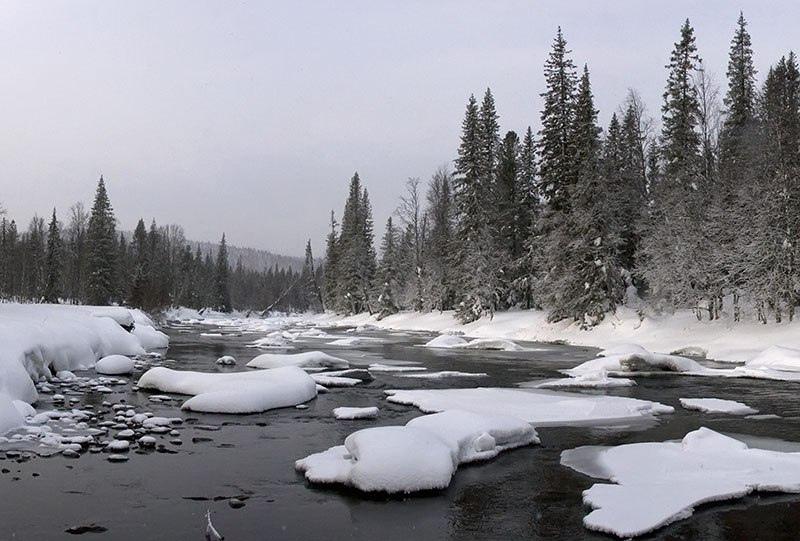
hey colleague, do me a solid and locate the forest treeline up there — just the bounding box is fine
[0,177,323,313]
[322,14,800,326]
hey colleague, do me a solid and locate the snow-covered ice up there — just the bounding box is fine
[398,371,488,379]
[367,363,426,373]
[385,388,673,427]
[533,372,636,389]
[326,336,386,347]
[561,428,800,538]
[310,374,362,387]
[424,335,468,348]
[423,334,524,351]
[245,351,349,370]
[333,406,379,420]
[679,398,757,415]
[137,366,317,413]
[94,355,135,375]
[296,409,537,493]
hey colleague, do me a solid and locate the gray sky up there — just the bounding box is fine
[1,1,797,256]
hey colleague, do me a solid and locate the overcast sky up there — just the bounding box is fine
[1,1,797,256]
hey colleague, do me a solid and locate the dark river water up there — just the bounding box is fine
[3,323,800,540]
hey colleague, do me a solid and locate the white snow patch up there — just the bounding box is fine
[679,398,757,415]
[423,335,468,348]
[296,409,538,493]
[95,355,135,375]
[333,406,379,420]
[561,428,800,538]
[385,388,673,427]
[398,371,488,379]
[533,372,636,389]
[137,366,317,413]
[246,351,349,370]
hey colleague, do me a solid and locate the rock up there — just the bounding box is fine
[107,454,129,462]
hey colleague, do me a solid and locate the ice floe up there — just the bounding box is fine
[137,366,317,413]
[561,428,800,537]
[385,388,673,427]
[398,371,488,379]
[296,409,538,493]
[245,351,349,370]
[333,406,379,420]
[533,372,636,389]
[423,335,524,351]
[679,398,757,415]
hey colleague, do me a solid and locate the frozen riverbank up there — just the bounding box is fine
[310,306,800,364]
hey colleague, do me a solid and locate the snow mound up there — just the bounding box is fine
[745,346,800,372]
[246,351,349,370]
[310,374,362,387]
[216,355,236,366]
[333,406,379,420]
[423,335,524,351]
[296,409,537,493]
[0,393,25,435]
[386,388,672,427]
[137,366,317,413]
[679,398,757,415]
[424,335,468,348]
[368,363,426,373]
[95,355,135,375]
[561,427,800,538]
[565,345,705,379]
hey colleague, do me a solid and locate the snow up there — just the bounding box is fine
[312,306,800,364]
[533,372,636,389]
[561,427,800,538]
[0,303,167,427]
[367,363,426,373]
[385,388,673,427]
[398,371,488,379]
[422,334,524,351]
[137,366,317,413]
[326,336,385,347]
[679,398,758,415]
[0,393,25,435]
[95,355,135,375]
[296,409,538,494]
[216,355,236,366]
[744,346,800,372]
[310,374,362,387]
[333,406,379,420]
[566,345,704,378]
[424,335,468,348]
[245,351,349,370]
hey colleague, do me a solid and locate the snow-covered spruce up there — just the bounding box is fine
[245,351,349,370]
[137,366,317,413]
[333,406,379,420]
[385,388,673,427]
[561,428,800,538]
[296,409,538,493]
[679,398,757,415]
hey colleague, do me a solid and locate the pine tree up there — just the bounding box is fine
[423,167,455,311]
[514,127,539,308]
[86,176,117,305]
[214,233,232,312]
[128,218,149,308]
[453,95,483,238]
[538,27,578,212]
[43,209,63,303]
[300,239,323,311]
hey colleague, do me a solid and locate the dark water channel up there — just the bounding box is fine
[2,323,800,540]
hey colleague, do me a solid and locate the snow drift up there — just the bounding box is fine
[137,365,317,413]
[296,409,538,493]
[246,351,349,370]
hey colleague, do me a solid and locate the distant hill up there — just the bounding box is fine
[189,240,304,272]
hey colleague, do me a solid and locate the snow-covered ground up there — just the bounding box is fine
[0,303,169,435]
[311,306,800,364]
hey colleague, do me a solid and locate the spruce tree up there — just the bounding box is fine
[322,211,340,311]
[214,234,232,312]
[538,27,578,211]
[43,209,63,303]
[128,218,149,308]
[376,217,400,318]
[423,167,455,311]
[86,176,117,305]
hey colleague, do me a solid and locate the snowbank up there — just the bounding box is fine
[333,406,379,420]
[561,428,800,538]
[565,345,704,378]
[0,303,167,414]
[744,346,800,372]
[246,351,349,370]
[385,388,673,427]
[679,398,757,415]
[137,366,316,413]
[312,306,800,364]
[94,355,135,375]
[296,409,537,493]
